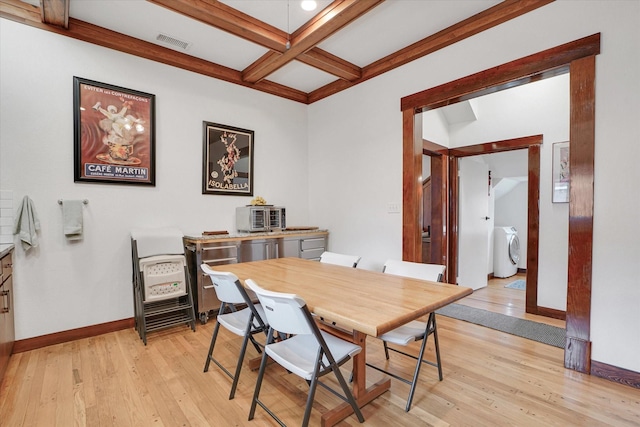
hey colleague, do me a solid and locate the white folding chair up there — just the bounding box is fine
[319,251,361,267]
[366,259,446,412]
[200,264,268,400]
[246,279,365,427]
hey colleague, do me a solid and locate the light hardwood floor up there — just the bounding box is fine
[1,282,638,426]
[458,273,566,328]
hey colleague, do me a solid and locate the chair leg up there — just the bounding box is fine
[229,321,254,400]
[302,368,320,427]
[405,312,439,412]
[249,329,273,421]
[203,320,222,373]
[332,360,365,423]
[405,333,428,411]
[432,314,443,381]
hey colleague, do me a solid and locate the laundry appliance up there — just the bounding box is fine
[494,226,520,278]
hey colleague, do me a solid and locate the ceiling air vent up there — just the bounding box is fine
[156,33,192,51]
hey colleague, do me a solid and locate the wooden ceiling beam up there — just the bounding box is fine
[147,0,288,51]
[308,0,555,103]
[41,0,68,28]
[0,0,309,103]
[241,0,384,83]
[147,0,366,82]
[298,48,361,81]
[1,0,554,104]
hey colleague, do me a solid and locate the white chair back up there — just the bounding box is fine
[245,279,312,336]
[320,251,361,267]
[383,260,445,282]
[201,264,246,304]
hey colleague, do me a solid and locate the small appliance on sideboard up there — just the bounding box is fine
[236,206,286,232]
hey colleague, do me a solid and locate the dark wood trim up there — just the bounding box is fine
[402,109,423,262]
[591,361,640,389]
[448,135,543,157]
[310,0,554,103]
[564,54,596,373]
[429,155,447,267]
[423,138,448,155]
[526,144,541,314]
[13,318,135,353]
[401,33,600,112]
[536,306,566,321]
[402,35,600,373]
[446,155,459,283]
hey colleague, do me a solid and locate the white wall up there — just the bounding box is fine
[308,1,640,372]
[0,20,309,340]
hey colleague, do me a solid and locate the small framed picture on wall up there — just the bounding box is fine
[552,141,570,203]
[73,77,156,186]
[202,122,254,196]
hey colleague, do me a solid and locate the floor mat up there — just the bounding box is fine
[504,279,526,290]
[436,303,565,348]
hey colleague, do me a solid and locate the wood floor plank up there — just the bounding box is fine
[1,294,638,426]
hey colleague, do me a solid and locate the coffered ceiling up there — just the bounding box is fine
[1,0,553,103]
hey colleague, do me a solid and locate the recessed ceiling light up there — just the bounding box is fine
[301,1,317,11]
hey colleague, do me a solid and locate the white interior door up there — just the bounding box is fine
[458,157,489,290]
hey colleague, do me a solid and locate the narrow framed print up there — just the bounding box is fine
[202,122,254,195]
[73,77,155,186]
[552,141,570,203]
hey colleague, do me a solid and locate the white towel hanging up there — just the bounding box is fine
[13,195,40,251]
[62,199,84,240]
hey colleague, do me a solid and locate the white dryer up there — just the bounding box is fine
[494,226,520,278]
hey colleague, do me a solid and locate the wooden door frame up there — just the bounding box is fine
[447,136,543,318]
[401,34,600,373]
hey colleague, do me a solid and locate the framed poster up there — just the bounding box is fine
[552,141,570,203]
[202,122,254,195]
[73,77,155,186]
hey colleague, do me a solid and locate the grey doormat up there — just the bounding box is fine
[435,303,565,348]
[505,279,526,290]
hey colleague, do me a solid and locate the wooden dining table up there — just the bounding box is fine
[216,257,472,426]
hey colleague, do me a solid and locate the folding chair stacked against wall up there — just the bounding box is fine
[131,227,196,345]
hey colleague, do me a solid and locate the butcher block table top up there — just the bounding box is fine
[215,257,472,427]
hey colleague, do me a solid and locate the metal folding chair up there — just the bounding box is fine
[366,259,446,412]
[246,279,365,427]
[200,264,268,400]
[319,251,361,267]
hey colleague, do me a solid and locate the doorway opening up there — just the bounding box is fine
[401,34,599,373]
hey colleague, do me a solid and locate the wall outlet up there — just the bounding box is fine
[387,203,401,214]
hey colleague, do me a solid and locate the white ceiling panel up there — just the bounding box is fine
[70,0,268,70]
[267,60,337,93]
[318,0,500,67]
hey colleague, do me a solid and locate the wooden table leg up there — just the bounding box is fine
[321,330,391,427]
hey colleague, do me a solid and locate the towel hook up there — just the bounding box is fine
[58,199,89,205]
